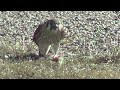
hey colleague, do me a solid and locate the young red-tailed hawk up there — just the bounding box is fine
[33,19,65,61]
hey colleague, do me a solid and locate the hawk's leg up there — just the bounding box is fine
[38,44,50,57]
[45,45,52,55]
[38,43,49,57]
[52,42,60,57]
[39,51,44,57]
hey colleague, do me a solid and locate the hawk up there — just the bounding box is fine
[33,19,65,61]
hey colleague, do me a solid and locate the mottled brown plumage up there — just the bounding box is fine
[33,19,65,59]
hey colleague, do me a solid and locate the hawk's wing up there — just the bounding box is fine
[33,24,44,45]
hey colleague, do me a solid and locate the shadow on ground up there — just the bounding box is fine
[0,53,43,61]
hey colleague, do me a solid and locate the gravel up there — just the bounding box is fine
[0,11,120,57]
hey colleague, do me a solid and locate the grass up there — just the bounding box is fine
[1,56,120,79]
[1,41,120,79]
[1,36,120,79]
[0,45,120,79]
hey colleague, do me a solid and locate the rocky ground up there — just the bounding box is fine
[0,11,120,60]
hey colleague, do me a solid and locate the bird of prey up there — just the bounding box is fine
[33,19,65,61]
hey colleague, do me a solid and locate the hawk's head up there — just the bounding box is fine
[45,18,64,31]
[33,18,66,44]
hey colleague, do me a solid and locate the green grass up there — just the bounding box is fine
[1,56,120,79]
[1,39,120,79]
